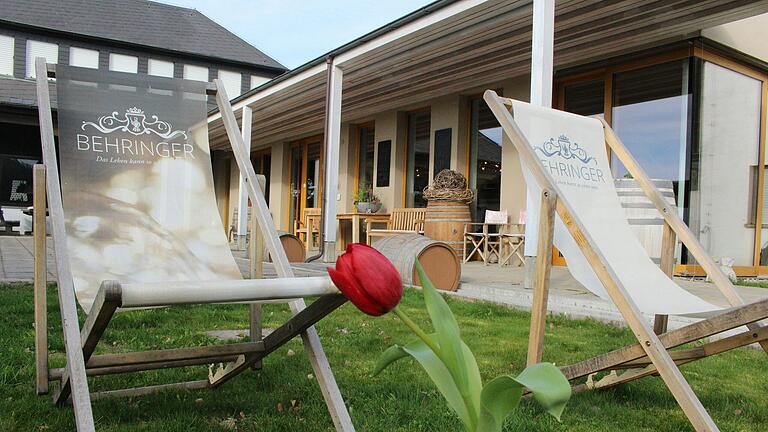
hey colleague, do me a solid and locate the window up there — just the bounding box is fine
[0,35,13,76]
[108,53,138,73]
[405,111,431,208]
[69,47,99,69]
[148,58,174,77]
[26,40,58,78]
[0,122,44,207]
[218,69,242,97]
[250,74,270,89]
[469,99,502,221]
[563,80,604,117]
[357,126,375,190]
[183,64,208,82]
[251,151,271,203]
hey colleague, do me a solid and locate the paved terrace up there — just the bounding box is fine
[3,236,767,331]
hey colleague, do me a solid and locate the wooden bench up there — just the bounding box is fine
[366,208,425,245]
[295,207,321,251]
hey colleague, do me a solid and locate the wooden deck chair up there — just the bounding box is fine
[32,59,354,432]
[483,90,768,432]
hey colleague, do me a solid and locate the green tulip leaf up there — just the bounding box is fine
[415,260,482,425]
[477,363,571,432]
[402,336,474,431]
[514,362,571,421]
[476,375,524,432]
[373,343,410,376]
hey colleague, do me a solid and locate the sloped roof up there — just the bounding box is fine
[0,0,286,71]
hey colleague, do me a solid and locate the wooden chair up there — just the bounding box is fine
[365,208,425,245]
[499,223,525,267]
[484,90,768,432]
[463,209,508,265]
[32,60,353,432]
[295,207,321,251]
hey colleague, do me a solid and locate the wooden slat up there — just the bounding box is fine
[527,189,556,366]
[89,380,209,401]
[574,326,768,394]
[35,58,96,432]
[654,222,676,334]
[33,164,48,395]
[560,297,768,380]
[618,326,768,370]
[86,342,263,369]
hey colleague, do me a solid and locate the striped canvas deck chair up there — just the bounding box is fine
[483,90,768,432]
[32,59,354,432]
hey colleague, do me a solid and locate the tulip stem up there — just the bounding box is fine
[393,307,441,356]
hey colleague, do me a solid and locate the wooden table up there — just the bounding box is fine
[337,212,390,248]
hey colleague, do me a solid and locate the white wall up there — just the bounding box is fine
[702,13,768,63]
[372,110,400,212]
[693,61,762,265]
[498,76,531,222]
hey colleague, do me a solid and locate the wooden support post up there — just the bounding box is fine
[35,58,95,431]
[250,174,265,369]
[654,222,675,334]
[527,188,556,366]
[33,164,48,395]
[54,281,122,406]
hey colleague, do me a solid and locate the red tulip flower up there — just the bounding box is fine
[327,243,403,316]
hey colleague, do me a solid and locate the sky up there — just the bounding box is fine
[160,0,435,69]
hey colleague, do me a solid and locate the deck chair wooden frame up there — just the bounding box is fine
[32,59,354,432]
[483,90,768,432]
[365,208,425,245]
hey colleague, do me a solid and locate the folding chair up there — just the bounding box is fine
[32,59,354,432]
[498,223,525,267]
[483,90,768,432]
[462,209,507,265]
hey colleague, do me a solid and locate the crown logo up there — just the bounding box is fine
[81,106,187,139]
[534,134,596,165]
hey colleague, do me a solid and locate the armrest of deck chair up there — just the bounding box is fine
[114,277,339,308]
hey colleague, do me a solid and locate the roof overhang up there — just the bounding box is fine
[208,0,768,150]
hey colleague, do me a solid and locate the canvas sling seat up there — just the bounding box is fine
[32,59,354,432]
[483,90,768,432]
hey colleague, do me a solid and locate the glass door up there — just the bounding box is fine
[288,136,323,234]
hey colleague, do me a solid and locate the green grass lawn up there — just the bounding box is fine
[1,283,766,431]
[736,279,768,289]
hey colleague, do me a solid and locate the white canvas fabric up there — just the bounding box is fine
[55,66,242,312]
[510,100,718,316]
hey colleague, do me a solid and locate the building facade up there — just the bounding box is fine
[208,1,768,276]
[0,0,286,227]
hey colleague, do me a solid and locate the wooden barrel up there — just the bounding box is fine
[265,232,306,263]
[615,179,676,264]
[423,200,472,256]
[373,234,461,291]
